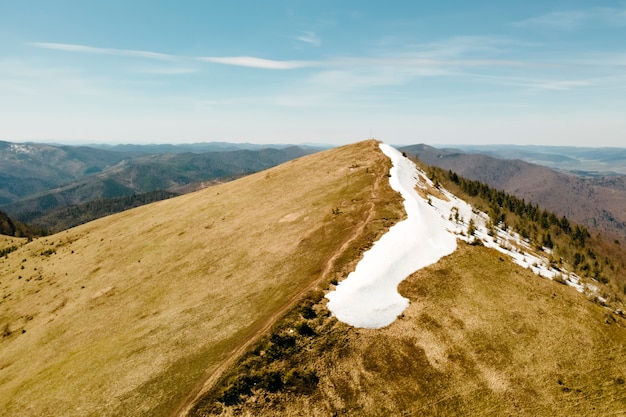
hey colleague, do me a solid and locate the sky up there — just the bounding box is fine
[1,1,625,146]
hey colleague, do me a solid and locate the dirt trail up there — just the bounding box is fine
[171,155,389,417]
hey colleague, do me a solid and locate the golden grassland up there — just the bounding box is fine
[0,140,404,417]
[197,242,626,416]
[0,236,27,256]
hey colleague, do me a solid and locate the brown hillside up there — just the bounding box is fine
[0,140,403,417]
[194,242,626,416]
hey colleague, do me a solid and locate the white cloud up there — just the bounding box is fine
[513,7,626,29]
[197,56,314,69]
[295,31,321,47]
[466,73,593,91]
[411,35,532,57]
[513,10,588,29]
[30,42,176,60]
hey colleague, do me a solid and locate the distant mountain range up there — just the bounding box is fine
[443,144,626,176]
[88,141,329,154]
[3,140,626,243]
[0,140,319,230]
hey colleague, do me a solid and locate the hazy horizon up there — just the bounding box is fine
[4,138,626,152]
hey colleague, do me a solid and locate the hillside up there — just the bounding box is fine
[0,140,402,417]
[191,243,626,416]
[0,209,44,238]
[19,191,179,233]
[0,141,137,205]
[1,140,625,417]
[188,143,626,416]
[401,144,626,242]
[2,145,315,228]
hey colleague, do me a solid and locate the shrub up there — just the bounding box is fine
[259,371,283,392]
[467,218,476,236]
[296,322,315,337]
[218,375,257,405]
[305,290,325,304]
[300,305,317,319]
[0,245,18,257]
[266,333,296,359]
[284,368,319,394]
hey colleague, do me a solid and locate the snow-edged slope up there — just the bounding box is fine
[325,144,457,328]
[327,143,598,329]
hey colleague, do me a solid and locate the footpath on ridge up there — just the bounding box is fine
[171,143,393,417]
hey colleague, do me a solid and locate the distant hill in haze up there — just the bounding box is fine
[400,144,626,242]
[445,144,626,176]
[0,141,137,205]
[0,141,318,228]
[88,141,330,154]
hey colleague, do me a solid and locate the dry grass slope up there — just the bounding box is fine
[199,242,626,416]
[0,140,402,417]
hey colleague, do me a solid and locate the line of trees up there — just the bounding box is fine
[423,165,622,288]
[445,170,590,248]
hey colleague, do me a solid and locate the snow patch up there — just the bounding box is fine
[325,144,457,329]
[9,143,34,155]
[327,142,598,330]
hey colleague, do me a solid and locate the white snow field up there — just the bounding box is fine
[327,143,600,329]
[325,144,457,328]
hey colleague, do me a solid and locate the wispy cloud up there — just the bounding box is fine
[466,73,594,91]
[197,56,315,69]
[513,7,626,29]
[30,42,176,60]
[295,31,321,47]
[410,36,533,57]
[21,35,619,104]
[131,66,200,75]
[30,41,319,71]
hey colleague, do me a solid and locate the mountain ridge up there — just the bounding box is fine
[1,141,625,416]
[187,142,626,416]
[0,140,403,417]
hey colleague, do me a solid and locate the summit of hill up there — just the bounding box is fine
[0,140,402,416]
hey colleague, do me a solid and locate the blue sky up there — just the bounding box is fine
[1,1,625,146]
